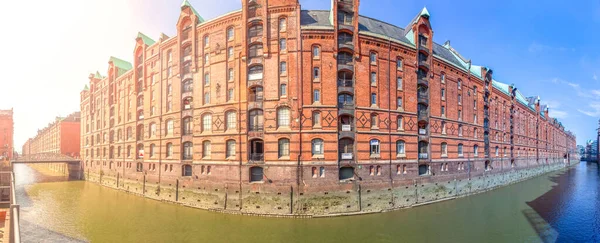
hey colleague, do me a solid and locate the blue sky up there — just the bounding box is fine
[1,0,598,149]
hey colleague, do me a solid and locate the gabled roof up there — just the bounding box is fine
[492,79,510,95]
[109,56,132,77]
[94,71,104,79]
[137,32,156,46]
[181,0,205,24]
[109,56,132,71]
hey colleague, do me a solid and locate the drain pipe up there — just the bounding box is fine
[295,10,304,214]
[386,37,394,196]
[237,50,243,210]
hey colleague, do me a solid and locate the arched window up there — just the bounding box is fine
[338,32,352,45]
[277,107,290,128]
[458,144,464,156]
[182,79,193,92]
[182,142,193,160]
[127,145,132,157]
[182,164,192,176]
[370,139,380,156]
[279,17,287,31]
[250,166,263,182]
[279,39,287,51]
[136,162,143,172]
[226,111,236,130]
[117,129,122,141]
[441,142,448,156]
[312,46,320,58]
[312,139,324,156]
[248,65,263,80]
[278,138,290,158]
[226,140,236,158]
[370,52,377,63]
[337,51,353,65]
[397,115,404,130]
[149,123,157,137]
[248,24,263,38]
[248,44,263,57]
[312,111,321,127]
[396,140,405,156]
[474,144,479,157]
[249,109,264,131]
[127,127,132,140]
[165,120,174,136]
[202,140,211,158]
[203,35,209,48]
[202,114,212,132]
[338,93,354,107]
[227,27,234,40]
[166,143,173,158]
[182,117,192,135]
[150,144,156,157]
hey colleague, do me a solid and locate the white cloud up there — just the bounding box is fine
[528,42,575,53]
[593,73,598,81]
[578,101,600,117]
[550,110,568,119]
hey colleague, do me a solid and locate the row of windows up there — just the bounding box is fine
[86,140,237,160]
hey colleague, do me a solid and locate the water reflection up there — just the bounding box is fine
[526,162,600,242]
[13,163,598,243]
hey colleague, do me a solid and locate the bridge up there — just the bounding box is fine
[11,153,83,180]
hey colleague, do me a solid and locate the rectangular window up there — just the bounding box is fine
[228,68,234,81]
[371,93,377,106]
[280,62,287,74]
[441,106,445,117]
[397,97,402,109]
[313,112,321,127]
[228,88,234,101]
[313,67,320,80]
[204,92,210,105]
[458,110,462,121]
[280,84,287,97]
[441,88,445,100]
[313,46,320,58]
[313,90,320,103]
[280,39,287,51]
[397,77,403,90]
[204,73,210,86]
[441,73,445,83]
[370,52,377,63]
[227,28,234,40]
[397,59,402,70]
[228,47,233,58]
[458,94,462,105]
[370,72,377,86]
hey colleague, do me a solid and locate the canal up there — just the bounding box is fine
[14,162,600,243]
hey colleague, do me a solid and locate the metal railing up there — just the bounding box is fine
[337,79,353,87]
[338,103,355,109]
[248,125,264,132]
[249,153,264,161]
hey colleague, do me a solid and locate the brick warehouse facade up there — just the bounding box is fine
[0,109,14,159]
[22,112,81,157]
[80,0,577,216]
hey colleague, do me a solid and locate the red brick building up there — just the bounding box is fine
[0,109,14,159]
[80,0,576,213]
[22,112,81,158]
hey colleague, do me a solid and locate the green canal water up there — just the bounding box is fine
[15,162,600,243]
